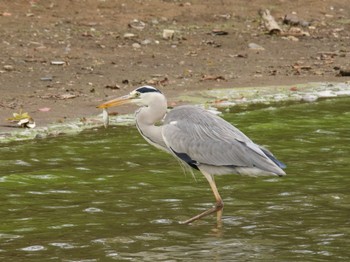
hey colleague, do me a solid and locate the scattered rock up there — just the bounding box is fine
[229,53,248,58]
[128,19,146,31]
[162,29,175,40]
[144,76,169,86]
[60,93,78,99]
[17,118,36,128]
[248,43,265,51]
[151,18,159,25]
[286,26,310,37]
[339,69,350,76]
[3,65,14,71]
[40,76,53,81]
[283,13,310,27]
[292,63,312,74]
[201,75,226,81]
[105,84,120,90]
[211,29,228,36]
[1,12,12,16]
[282,35,299,41]
[141,39,152,45]
[7,110,36,128]
[202,39,221,47]
[50,61,66,65]
[132,43,141,49]
[123,33,136,39]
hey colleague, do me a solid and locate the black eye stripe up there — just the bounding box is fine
[136,86,162,94]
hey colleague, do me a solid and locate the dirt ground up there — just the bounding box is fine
[0,0,349,132]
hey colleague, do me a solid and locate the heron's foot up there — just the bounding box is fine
[180,201,224,225]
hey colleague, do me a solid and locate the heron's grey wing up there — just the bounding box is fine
[162,106,285,175]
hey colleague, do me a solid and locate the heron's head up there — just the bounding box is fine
[97,86,164,109]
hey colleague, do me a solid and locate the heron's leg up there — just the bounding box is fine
[181,171,223,224]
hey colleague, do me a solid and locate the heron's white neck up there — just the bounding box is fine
[135,94,168,150]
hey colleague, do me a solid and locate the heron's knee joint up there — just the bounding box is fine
[215,200,224,209]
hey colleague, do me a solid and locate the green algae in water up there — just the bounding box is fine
[0,97,349,261]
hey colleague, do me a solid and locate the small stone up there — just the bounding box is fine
[283,14,300,26]
[128,19,146,31]
[248,43,265,51]
[3,65,14,71]
[282,35,299,41]
[123,33,136,39]
[40,76,53,81]
[18,118,36,129]
[211,29,228,36]
[132,43,141,48]
[151,19,159,25]
[162,29,175,40]
[339,69,350,76]
[50,61,65,65]
[141,39,152,45]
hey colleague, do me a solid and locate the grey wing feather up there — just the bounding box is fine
[162,106,285,176]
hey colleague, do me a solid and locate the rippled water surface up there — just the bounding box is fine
[1,97,349,261]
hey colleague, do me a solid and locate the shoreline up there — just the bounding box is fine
[1,82,349,144]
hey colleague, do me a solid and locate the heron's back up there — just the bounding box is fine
[163,105,286,177]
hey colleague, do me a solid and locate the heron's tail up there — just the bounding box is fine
[260,147,286,169]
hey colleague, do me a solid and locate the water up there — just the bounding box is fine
[0,97,349,261]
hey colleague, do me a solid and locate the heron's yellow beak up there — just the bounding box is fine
[97,94,134,109]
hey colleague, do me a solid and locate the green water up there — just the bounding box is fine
[0,97,349,261]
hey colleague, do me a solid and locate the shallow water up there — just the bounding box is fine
[0,97,349,261]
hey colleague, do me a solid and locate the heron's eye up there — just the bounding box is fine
[134,92,141,98]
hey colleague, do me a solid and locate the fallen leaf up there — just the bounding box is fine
[7,110,31,121]
[7,109,36,128]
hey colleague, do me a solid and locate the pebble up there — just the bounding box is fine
[123,33,136,39]
[162,29,175,40]
[132,43,141,49]
[282,36,299,42]
[248,43,265,51]
[3,65,14,71]
[141,39,152,45]
[128,19,146,30]
[40,76,53,81]
[50,61,65,65]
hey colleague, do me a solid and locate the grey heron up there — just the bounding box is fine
[97,86,286,224]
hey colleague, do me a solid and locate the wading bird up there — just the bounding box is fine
[97,86,286,224]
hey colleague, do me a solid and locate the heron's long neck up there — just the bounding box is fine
[135,98,168,150]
